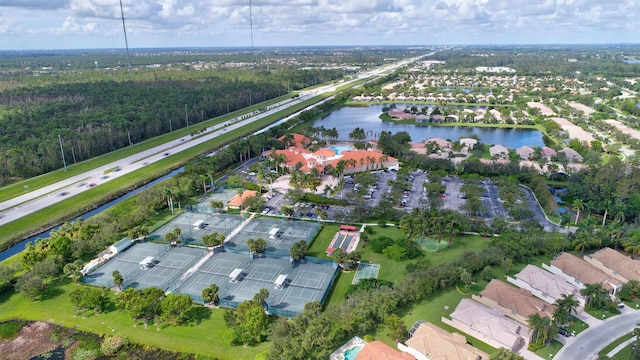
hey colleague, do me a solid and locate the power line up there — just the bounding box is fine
[119,0,132,73]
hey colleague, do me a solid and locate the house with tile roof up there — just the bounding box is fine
[507,264,582,305]
[227,190,257,210]
[558,147,584,162]
[425,138,452,150]
[389,110,415,120]
[585,247,640,283]
[472,279,556,325]
[273,147,398,174]
[516,146,535,160]
[277,133,310,148]
[489,144,509,159]
[355,341,415,360]
[441,299,529,352]
[543,252,623,295]
[399,321,488,360]
[540,146,557,159]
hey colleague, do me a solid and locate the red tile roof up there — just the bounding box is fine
[355,341,415,360]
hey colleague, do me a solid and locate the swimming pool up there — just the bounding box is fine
[343,345,363,360]
[329,145,352,155]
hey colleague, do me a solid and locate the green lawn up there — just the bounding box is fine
[535,340,563,359]
[599,332,634,357]
[0,283,267,360]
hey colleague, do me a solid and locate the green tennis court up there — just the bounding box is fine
[352,262,380,284]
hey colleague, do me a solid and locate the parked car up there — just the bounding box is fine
[558,328,570,337]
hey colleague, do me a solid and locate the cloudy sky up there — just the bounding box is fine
[0,0,638,50]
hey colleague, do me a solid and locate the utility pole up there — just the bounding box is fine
[128,130,132,146]
[185,104,189,127]
[58,134,67,172]
[119,0,132,73]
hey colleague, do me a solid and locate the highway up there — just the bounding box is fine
[0,54,425,229]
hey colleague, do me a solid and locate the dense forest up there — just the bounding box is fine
[0,68,340,183]
[429,45,640,77]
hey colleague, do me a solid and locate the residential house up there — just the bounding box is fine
[442,299,529,352]
[431,114,446,123]
[415,114,430,123]
[472,279,556,325]
[389,110,415,120]
[519,161,543,174]
[558,147,584,162]
[516,146,535,160]
[489,144,509,159]
[460,138,477,151]
[399,321,488,360]
[543,252,623,295]
[540,146,557,160]
[355,341,415,360]
[585,247,640,283]
[507,264,582,305]
[425,138,452,151]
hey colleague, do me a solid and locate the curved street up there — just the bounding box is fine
[554,308,640,360]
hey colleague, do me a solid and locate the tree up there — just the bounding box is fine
[69,286,111,313]
[202,283,220,305]
[459,268,472,292]
[572,199,584,225]
[112,270,124,290]
[290,240,308,261]
[160,293,194,325]
[580,283,609,309]
[553,293,579,326]
[239,300,268,344]
[247,238,267,254]
[384,314,408,341]
[210,200,224,211]
[501,257,513,276]
[281,206,294,217]
[15,272,47,301]
[202,232,225,248]
[528,313,546,344]
[254,288,270,307]
[490,347,526,360]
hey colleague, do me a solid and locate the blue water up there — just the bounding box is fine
[0,167,184,262]
[313,104,545,148]
[329,145,352,155]
[624,60,640,64]
[344,346,363,360]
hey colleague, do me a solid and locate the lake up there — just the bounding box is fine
[312,104,545,148]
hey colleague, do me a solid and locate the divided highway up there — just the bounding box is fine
[0,55,424,231]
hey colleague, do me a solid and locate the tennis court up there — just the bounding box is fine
[352,262,381,284]
[268,258,338,316]
[225,217,319,254]
[150,212,245,246]
[83,242,205,291]
[175,251,249,303]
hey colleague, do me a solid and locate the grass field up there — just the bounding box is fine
[0,283,267,360]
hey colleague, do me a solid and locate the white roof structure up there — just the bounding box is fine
[269,228,280,239]
[275,274,287,289]
[139,256,154,269]
[229,268,243,283]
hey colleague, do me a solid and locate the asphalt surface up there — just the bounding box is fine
[555,308,640,360]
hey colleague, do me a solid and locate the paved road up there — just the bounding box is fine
[554,309,640,360]
[0,55,428,229]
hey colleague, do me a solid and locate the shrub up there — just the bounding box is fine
[0,321,24,339]
[369,236,394,253]
[101,335,129,356]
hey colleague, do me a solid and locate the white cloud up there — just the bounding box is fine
[0,0,638,49]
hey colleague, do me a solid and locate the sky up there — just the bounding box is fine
[0,0,638,50]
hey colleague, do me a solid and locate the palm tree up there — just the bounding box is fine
[445,218,460,249]
[163,187,175,214]
[580,283,608,309]
[202,284,219,305]
[554,293,579,326]
[528,313,546,344]
[572,199,584,225]
[400,215,417,243]
[602,199,612,227]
